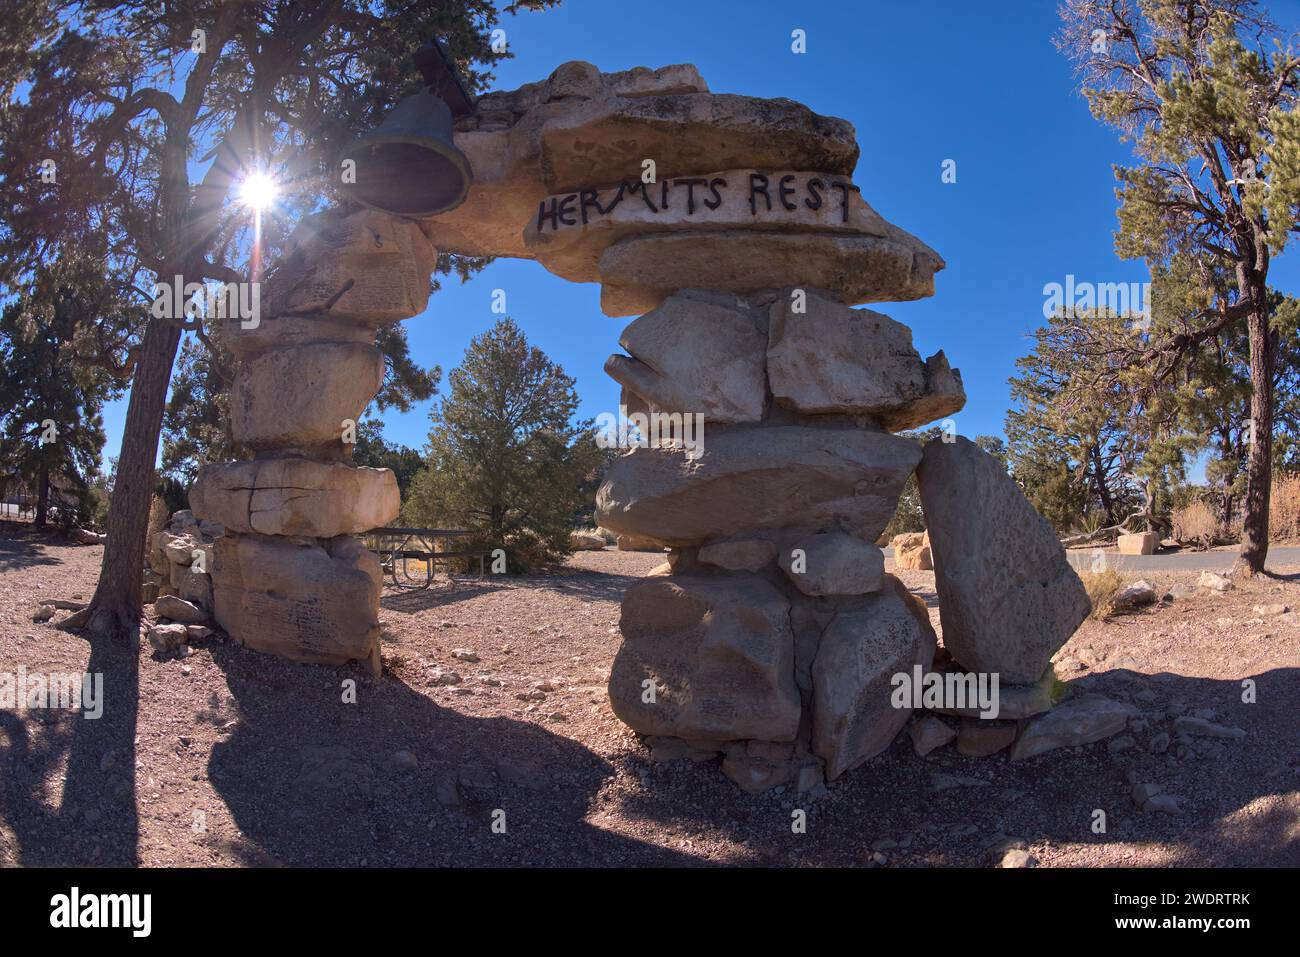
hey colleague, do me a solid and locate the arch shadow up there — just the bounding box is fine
[204,641,695,866]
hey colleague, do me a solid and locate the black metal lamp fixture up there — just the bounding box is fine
[344,39,475,216]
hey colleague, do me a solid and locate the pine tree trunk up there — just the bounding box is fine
[1090,442,1116,527]
[83,315,183,641]
[34,461,49,528]
[1235,300,1275,576]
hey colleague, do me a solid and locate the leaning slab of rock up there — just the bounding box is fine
[609,575,800,743]
[778,531,883,597]
[230,343,384,453]
[191,459,399,538]
[1009,694,1138,761]
[811,579,937,779]
[605,290,766,423]
[597,425,920,547]
[211,534,382,666]
[917,436,1091,683]
[767,292,964,428]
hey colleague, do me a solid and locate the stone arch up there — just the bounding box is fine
[190,59,1010,791]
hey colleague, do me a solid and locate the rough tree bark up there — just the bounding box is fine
[82,315,183,640]
[1235,294,1275,576]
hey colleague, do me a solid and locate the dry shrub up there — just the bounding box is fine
[1079,567,1124,620]
[1171,499,1219,549]
[1271,473,1300,542]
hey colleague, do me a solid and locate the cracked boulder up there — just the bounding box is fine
[191,459,399,538]
[767,291,965,428]
[265,208,438,326]
[596,424,920,547]
[230,342,384,455]
[211,534,382,666]
[604,290,766,423]
[608,575,800,743]
[917,436,1091,684]
[811,578,937,779]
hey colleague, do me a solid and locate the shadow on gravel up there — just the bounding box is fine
[606,667,1300,867]
[204,641,694,866]
[0,519,66,572]
[379,580,504,614]
[0,638,140,866]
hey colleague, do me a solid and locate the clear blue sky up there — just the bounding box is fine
[99,0,1300,471]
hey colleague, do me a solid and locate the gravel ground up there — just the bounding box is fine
[1,518,1297,867]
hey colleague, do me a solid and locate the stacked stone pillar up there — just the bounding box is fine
[190,209,438,670]
[592,276,967,791]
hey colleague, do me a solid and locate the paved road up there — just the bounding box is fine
[884,544,1300,573]
[1063,545,1300,573]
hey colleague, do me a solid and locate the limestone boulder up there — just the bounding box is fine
[615,533,664,552]
[778,531,884,597]
[698,537,778,572]
[811,578,937,779]
[191,459,399,538]
[153,595,207,625]
[525,169,898,284]
[222,313,375,362]
[230,343,384,454]
[917,437,1091,684]
[1117,531,1159,555]
[608,575,800,743]
[596,425,921,548]
[767,292,964,428]
[570,530,607,550]
[211,534,382,666]
[597,231,943,317]
[265,209,438,326]
[891,531,932,570]
[1009,695,1138,761]
[169,562,213,611]
[604,290,766,423]
[422,61,857,261]
[927,663,1062,721]
[537,92,858,194]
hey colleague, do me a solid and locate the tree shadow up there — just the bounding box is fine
[0,638,140,866]
[379,579,504,614]
[204,642,695,866]
[0,520,65,572]
[605,667,1300,867]
[509,568,648,604]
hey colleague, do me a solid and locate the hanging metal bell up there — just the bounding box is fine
[344,92,473,216]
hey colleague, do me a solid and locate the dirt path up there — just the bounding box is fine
[1,519,1296,867]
